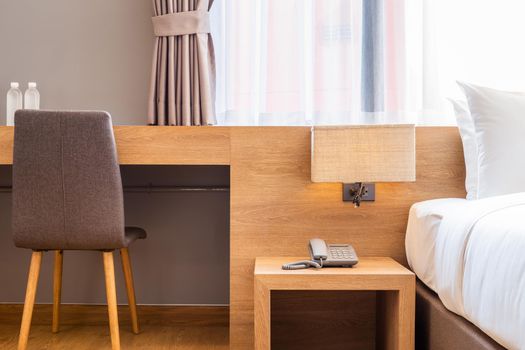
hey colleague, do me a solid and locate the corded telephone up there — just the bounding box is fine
[282,238,359,270]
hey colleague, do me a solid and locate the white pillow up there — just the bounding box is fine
[449,99,478,200]
[458,81,525,198]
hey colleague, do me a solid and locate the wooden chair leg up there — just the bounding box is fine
[18,251,43,350]
[120,248,140,334]
[52,250,63,333]
[102,251,121,350]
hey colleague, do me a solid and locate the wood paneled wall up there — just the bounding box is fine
[0,126,465,349]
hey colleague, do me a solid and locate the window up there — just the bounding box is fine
[210,0,525,126]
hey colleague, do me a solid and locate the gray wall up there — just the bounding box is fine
[0,0,153,125]
[0,1,230,305]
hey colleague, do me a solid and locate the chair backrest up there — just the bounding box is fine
[12,110,126,250]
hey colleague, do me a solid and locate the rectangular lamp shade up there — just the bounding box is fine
[311,124,416,183]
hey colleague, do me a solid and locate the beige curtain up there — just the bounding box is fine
[148,0,216,125]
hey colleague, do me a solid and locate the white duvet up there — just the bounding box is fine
[406,192,525,350]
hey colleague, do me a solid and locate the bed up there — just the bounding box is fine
[406,194,525,350]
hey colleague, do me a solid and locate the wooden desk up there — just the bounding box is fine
[0,126,465,349]
[254,257,416,350]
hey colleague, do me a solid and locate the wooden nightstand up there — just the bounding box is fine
[254,257,415,350]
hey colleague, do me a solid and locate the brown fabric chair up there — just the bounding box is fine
[12,110,146,350]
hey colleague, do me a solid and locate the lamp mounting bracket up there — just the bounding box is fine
[343,183,375,207]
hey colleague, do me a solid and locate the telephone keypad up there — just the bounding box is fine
[329,246,355,260]
[309,240,358,267]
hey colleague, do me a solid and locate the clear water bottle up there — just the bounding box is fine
[6,82,23,126]
[24,82,40,110]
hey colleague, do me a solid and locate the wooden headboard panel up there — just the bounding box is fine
[0,125,465,348]
[230,126,465,266]
[229,126,465,348]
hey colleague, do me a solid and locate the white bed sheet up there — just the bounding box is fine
[406,193,525,350]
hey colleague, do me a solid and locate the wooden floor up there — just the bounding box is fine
[0,304,229,350]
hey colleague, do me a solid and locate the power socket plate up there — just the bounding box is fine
[343,183,376,202]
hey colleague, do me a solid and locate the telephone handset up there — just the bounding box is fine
[282,238,359,270]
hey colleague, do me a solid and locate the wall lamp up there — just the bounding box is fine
[311,125,416,207]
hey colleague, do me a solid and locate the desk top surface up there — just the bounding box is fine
[0,126,234,165]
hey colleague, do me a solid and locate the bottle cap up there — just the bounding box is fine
[10,82,19,88]
[28,82,37,88]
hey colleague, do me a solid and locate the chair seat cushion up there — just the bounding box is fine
[124,226,147,246]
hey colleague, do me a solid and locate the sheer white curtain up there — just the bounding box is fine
[209,0,525,126]
[211,0,413,125]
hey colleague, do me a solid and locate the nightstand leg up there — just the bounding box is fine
[399,283,416,350]
[254,280,271,350]
[377,291,398,350]
[376,283,415,350]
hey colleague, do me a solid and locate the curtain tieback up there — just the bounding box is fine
[152,10,210,37]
